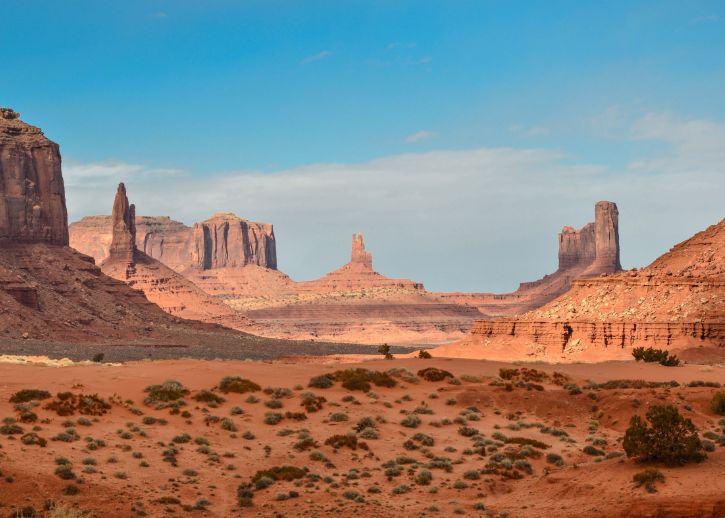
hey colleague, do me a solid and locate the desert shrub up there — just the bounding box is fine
[192,390,225,405]
[92,353,105,363]
[284,411,307,421]
[264,412,283,425]
[623,405,705,465]
[329,412,348,422]
[143,380,189,407]
[392,484,411,494]
[632,347,680,366]
[418,350,432,359]
[219,376,261,394]
[633,468,665,493]
[378,343,393,360]
[583,445,604,456]
[251,465,307,483]
[0,423,23,435]
[687,381,721,388]
[463,469,480,480]
[237,484,254,507]
[386,368,419,384]
[458,426,479,437]
[401,414,421,428]
[20,432,46,447]
[359,427,379,439]
[325,433,363,450]
[412,432,435,446]
[293,437,318,451]
[300,392,326,412]
[9,389,51,403]
[264,399,283,409]
[330,369,396,392]
[54,465,75,480]
[545,453,564,466]
[308,375,334,389]
[415,469,433,485]
[45,393,111,416]
[506,437,550,449]
[220,418,238,432]
[711,392,725,415]
[417,368,453,382]
[230,406,244,415]
[172,433,191,444]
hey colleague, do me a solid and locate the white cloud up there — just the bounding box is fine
[301,50,333,65]
[64,113,725,292]
[404,130,436,143]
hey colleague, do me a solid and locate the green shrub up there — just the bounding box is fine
[623,405,705,465]
[417,368,453,382]
[418,350,432,359]
[192,390,225,405]
[308,375,334,389]
[9,389,51,403]
[711,392,725,416]
[219,376,261,394]
[264,412,283,425]
[546,453,564,466]
[330,369,396,392]
[633,468,665,493]
[325,434,362,450]
[251,465,307,483]
[144,380,189,404]
[401,414,421,428]
[378,343,393,360]
[631,347,680,366]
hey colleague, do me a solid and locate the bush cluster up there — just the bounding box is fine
[631,347,680,366]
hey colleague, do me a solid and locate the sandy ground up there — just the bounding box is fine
[0,357,723,517]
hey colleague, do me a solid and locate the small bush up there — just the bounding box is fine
[633,468,665,493]
[711,392,725,416]
[401,415,421,428]
[192,390,225,405]
[9,389,51,403]
[415,469,433,485]
[417,368,453,382]
[330,369,396,392]
[632,347,680,366]
[623,405,705,465]
[325,434,363,450]
[583,445,604,456]
[54,465,75,480]
[219,376,261,394]
[417,350,432,359]
[308,375,334,389]
[546,453,564,466]
[251,465,307,483]
[264,412,283,425]
[378,343,393,360]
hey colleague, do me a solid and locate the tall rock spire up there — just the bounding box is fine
[351,233,373,269]
[591,200,621,272]
[108,183,137,264]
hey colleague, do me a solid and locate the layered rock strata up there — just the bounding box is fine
[70,212,277,271]
[439,218,725,361]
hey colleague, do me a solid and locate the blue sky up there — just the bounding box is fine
[3,1,724,291]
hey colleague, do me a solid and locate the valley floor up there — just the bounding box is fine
[0,357,723,517]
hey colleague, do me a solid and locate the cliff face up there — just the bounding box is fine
[0,108,68,245]
[70,212,277,271]
[448,218,725,362]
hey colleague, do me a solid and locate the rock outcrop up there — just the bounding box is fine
[437,201,623,315]
[0,108,68,245]
[435,218,725,361]
[100,185,253,330]
[70,212,277,271]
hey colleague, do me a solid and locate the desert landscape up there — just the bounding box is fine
[2,3,725,517]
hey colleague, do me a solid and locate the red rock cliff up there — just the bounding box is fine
[0,108,68,245]
[70,212,277,271]
[108,183,137,264]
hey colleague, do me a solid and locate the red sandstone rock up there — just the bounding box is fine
[438,218,725,361]
[70,212,277,271]
[108,183,137,264]
[0,108,68,245]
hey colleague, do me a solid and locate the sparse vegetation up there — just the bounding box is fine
[632,347,680,366]
[711,392,725,415]
[633,468,665,493]
[417,368,453,382]
[219,376,261,394]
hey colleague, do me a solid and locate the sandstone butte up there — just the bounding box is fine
[70,200,626,345]
[432,217,725,362]
[0,108,258,345]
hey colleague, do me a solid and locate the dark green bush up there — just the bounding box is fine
[219,376,261,394]
[418,350,432,359]
[632,347,680,366]
[633,468,665,493]
[711,392,725,416]
[417,368,453,382]
[623,405,705,465]
[9,389,51,403]
[192,390,225,405]
[308,375,334,389]
[251,465,307,483]
[330,369,396,392]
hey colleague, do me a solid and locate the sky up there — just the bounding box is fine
[2,1,724,292]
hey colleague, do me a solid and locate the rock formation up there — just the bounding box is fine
[351,232,373,269]
[0,109,259,345]
[100,184,253,330]
[108,183,137,265]
[434,218,725,361]
[0,107,68,245]
[437,201,623,315]
[70,212,277,272]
